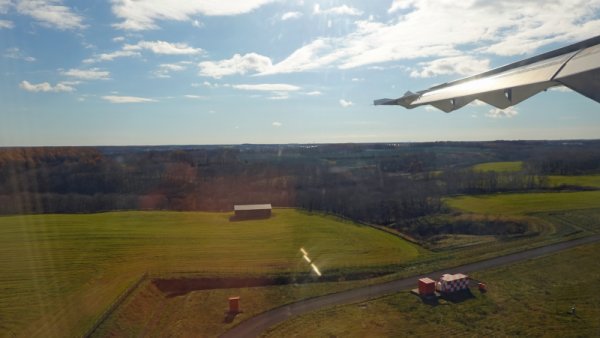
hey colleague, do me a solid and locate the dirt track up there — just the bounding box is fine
[221,235,600,338]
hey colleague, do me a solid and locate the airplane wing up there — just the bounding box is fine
[375,35,600,112]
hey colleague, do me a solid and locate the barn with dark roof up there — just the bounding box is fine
[233,204,272,220]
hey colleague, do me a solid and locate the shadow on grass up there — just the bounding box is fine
[419,289,476,306]
[441,289,475,303]
[223,310,242,323]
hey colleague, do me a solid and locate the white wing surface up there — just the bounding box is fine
[375,36,600,112]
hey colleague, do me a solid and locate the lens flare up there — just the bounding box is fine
[311,263,322,276]
[300,248,307,256]
[303,255,312,263]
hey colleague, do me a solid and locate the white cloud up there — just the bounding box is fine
[351,77,363,82]
[313,4,362,16]
[469,100,487,107]
[184,94,206,99]
[0,19,13,29]
[305,91,322,96]
[111,0,277,30]
[160,63,186,71]
[152,62,188,78]
[62,68,110,80]
[197,81,220,88]
[486,107,518,119]
[251,1,600,76]
[199,53,273,78]
[4,47,35,61]
[388,0,415,14]
[409,56,490,78]
[192,19,203,28]
[258,39,333,75]
[281,11,302,20]
[232,83,301,91]
[112,36,125,42]
[83,50,139,64]
[272,121,283,127]
[124,40,203,55]
[268,92,290,100]
[16,0,85,30]
[19,80,75,93]
[339,99,353,107]
[85,40,201,64]
[101,95,157,103]
[0,0,11,13]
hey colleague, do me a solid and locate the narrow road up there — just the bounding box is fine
[222,235,600,338]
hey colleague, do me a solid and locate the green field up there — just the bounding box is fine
[97,275,379,337]
[472,161,523,172]
[0,209,420,337]
[102,209,600,337]
[445,191,600,215]
[549,174,600,188]
[263,241,600,337]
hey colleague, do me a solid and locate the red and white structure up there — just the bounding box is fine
[436,273,469,293]
[418,277,436,296]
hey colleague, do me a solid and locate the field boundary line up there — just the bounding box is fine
[82,272,148,338]
[314,210,421,244]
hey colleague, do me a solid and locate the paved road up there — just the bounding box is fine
[221,235,600,338]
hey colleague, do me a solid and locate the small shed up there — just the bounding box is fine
[436,273,469,293]
[418,277,436,296]
[233,204,272,220]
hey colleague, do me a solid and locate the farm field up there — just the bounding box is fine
[262,241,600,337]
[445,190,600,215]
[472,161,523,172]
[95,275,378,337]
[0,209,421,337]
[99,208,600,337]
[548,174,600,188]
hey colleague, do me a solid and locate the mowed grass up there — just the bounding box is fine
[472,161,523,172]
[263,241,600,337]
[0,209,420,337]
[445,190,600,215]
[548,174,600,188]
[96,277,378,337]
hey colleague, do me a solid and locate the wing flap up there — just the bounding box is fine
[375,35,600,112]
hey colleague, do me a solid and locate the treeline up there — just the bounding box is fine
[442,169,548,195]
[524,147,600,175]
[0,141,598,227]
[395,214,532,239]
[295,169,444,223]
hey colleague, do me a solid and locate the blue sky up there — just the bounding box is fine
[1,0,599,146]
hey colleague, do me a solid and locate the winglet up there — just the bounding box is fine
[374,91,420,108]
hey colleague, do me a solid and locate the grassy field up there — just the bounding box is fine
[472,161,523,172]
[0,209,421,337]
[99,207,600,337]
[548,174,600,188]
[445,190,600,215]
[537,208,600,234]
[263,241,600,337]
[95,276,379,337]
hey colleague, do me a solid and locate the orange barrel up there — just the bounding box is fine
[229,296,240,313]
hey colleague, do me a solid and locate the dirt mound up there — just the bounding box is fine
[153,277,282,297]
[153,271,390,297]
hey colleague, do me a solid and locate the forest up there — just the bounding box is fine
[1,140,599,237]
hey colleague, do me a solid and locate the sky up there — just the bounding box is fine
[1,0,599,146]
